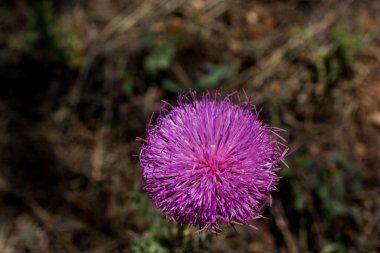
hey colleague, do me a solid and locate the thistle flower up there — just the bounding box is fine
[139,91,287,232]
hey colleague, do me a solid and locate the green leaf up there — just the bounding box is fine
[121,71,134,97]
[348,207,362,226]
[144,42,175,74]
[329,201,348,217]
[131,235,170,253]
[143,33,156,48]
[314,181,330,202]
[195,65,234,90]
[278,163,291,177]
[294,156,317,172]
[333,154,362,176]
[292,185,309,212]
[162,80,185,93]
[333,175,345,198]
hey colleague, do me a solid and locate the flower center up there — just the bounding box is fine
[199,155,226,174]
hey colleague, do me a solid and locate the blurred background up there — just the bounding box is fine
[0,0,380,252]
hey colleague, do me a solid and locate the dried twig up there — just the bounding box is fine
[355,202,380,252]
[237,0,354,89]
[27,199,81,253]
[272,201,299,253]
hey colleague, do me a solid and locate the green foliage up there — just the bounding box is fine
[313,154,363,225]
[121,71,135,98]
[180,231,211,253]
[195,65,234,90]
[324,25,363,82]
[132,235,170,253]
[161,65,234,94]
[142,34,234,93]
[333,153,362,176]
[293,156,318,172]
[27,2,81,66]
[295,24,364,83]
[130,188,212,253]
[292,184,310,212]
[162,79,186,93]
[144,41,175,75]
[283,153,364,250]
[322,241,349,253]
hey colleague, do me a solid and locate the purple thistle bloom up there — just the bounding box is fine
[139,91,287,232]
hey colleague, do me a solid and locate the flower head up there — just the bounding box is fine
[139,91,287,232]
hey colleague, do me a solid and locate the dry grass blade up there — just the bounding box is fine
[27,199,81,253]
[240,0,354,89]
[100,0,187,39]
[0,221,12,253]
[272,202,299,253]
